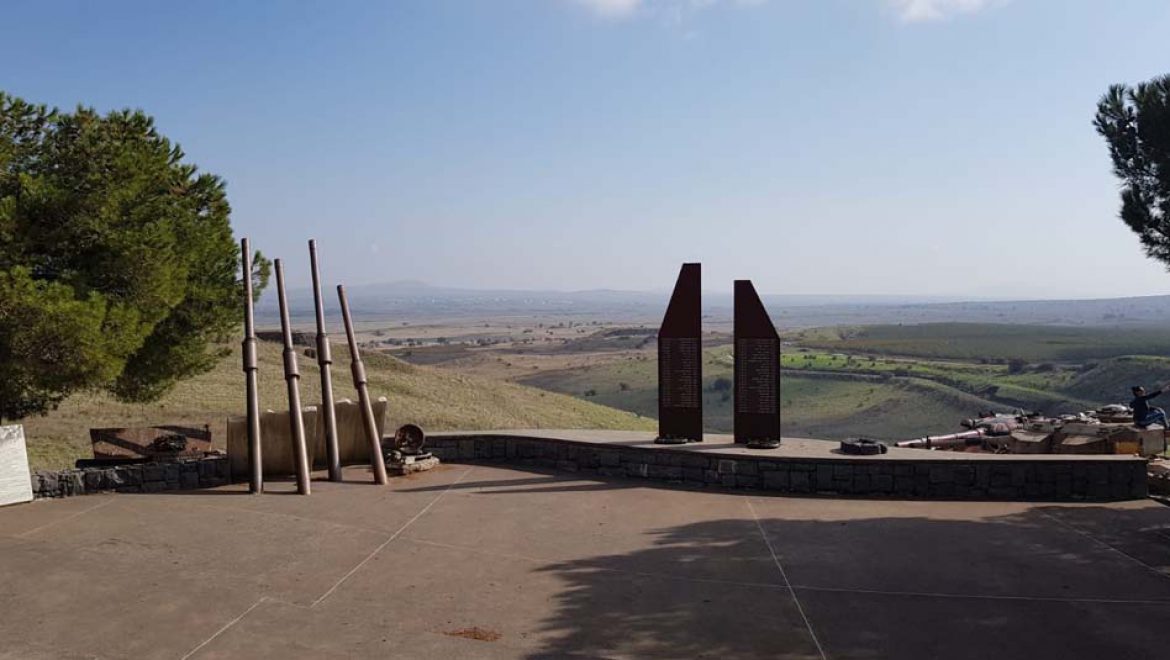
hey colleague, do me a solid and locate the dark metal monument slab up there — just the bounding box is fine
[657,263,703,443]
[734,280,781,448]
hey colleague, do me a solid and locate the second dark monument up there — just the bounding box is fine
[657,263,703,443]
[734,280,781,448]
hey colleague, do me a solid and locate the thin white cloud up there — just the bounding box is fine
[573,0,642,19]
[888,0,1009,23]
[571,0,766,21]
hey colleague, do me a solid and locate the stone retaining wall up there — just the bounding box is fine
[428,435,1148,501]
[31,455,230,499]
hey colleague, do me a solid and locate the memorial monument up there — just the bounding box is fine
[656,263,703,443]
[733,280,781,448]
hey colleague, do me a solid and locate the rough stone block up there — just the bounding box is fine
[83,470,103,491]
[682,455,709,469]
[913,475,930,495]
[1087,481,1110,499]
[180,472,200,489]
[816,465,833,488]
[142,464,165,482]
[988,486,1018,499]
[717,459,737,475]
[652,451,675,466]
[101,469,123,489]
[954,466,974,486]
[929,466,953,484]
[683,467,705,482]
[735,475,760,489]
[648,465,682,481]
[1087,464,1108,485]
[1010,465,1028,487]
[64,472,84,496]
[1111,463,1134,483]
[1110,481,1131,499]
[763,470,789,490]
[119,466,143,486]
[458,439,475,459]
[39,471,59,496]
[853,474,872,493]
[790,471,811,492]
[1131,479,1148,498]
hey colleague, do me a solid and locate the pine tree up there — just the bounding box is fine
[1095,74,1170,264]
[0,91,268,420]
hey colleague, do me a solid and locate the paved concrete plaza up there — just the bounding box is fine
[2,464,1169,659]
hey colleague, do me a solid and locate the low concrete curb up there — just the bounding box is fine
[428,434,1148,501]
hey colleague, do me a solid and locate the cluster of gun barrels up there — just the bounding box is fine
[240,237,389,495]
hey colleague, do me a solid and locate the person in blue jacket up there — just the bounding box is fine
[1130,385,1169,428]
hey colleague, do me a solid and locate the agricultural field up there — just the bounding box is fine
[792,323,1170,362]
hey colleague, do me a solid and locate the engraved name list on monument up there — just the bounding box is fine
[659,337,701,409]
[735,337,778,414]
[0,425,34,507]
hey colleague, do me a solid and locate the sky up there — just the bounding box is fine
[2,0,1169,299]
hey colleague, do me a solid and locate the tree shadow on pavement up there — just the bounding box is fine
[526,504,1170,660]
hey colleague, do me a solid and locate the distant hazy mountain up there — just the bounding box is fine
[254,280,1170,330]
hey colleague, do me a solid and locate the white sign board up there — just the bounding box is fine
[0,425,34,507]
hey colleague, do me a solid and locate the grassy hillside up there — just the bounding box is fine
[1063,356,1170,402]
[19,341,654,471]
